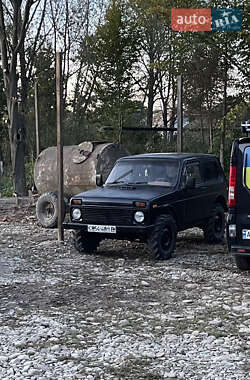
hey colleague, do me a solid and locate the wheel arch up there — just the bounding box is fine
[151,205,179,229]
[215,195,228,212]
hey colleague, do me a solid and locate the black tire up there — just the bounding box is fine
[73,230,100,254]
[148,214,177,260]
[203,204,225,244]
[235,256,250,270]
[36,192,67,228]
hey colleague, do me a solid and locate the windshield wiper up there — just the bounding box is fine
[126,181,148,184]
[107,180,125,185]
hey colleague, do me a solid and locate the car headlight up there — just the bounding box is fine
[72,208,81,220]
[134,211,144,223]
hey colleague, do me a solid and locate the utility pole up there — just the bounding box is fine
[34,81,40,158]
[56,52,64,242]
[177,75,183,152]
[220,38,228,169]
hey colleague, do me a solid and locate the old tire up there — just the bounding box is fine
[36,192,66,228]
[235,256,250,271]
[148,215,177,260]
[203,204,225,244]
[73,230,100,254]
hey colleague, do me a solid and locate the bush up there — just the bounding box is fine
[0,169,13,197]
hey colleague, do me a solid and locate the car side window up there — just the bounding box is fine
[181,162,202,188]
[243,147,250,189]
[201,160,222,184]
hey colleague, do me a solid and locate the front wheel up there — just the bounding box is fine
[73,230,100,254]
[148,215,177,260]
[203,204,225,244]
[235,255,250,270]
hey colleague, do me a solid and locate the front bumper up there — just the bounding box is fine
[63,221,154,238]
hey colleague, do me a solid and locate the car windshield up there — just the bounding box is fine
[106,159,179,187]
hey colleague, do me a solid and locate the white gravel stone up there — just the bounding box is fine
[0,220,249,379]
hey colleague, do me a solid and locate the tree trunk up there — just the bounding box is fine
[0,0,36,196]
[169,76,176,143]
[200,111,204,145]
[147,67,154,128]
[6,74,27,195]
[209,118,213,152]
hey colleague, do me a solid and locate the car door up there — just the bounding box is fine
[235,144,250,246]
[180,161,209,225]
[200,158,225,217]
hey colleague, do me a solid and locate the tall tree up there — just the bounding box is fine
[0,0,44,195]
[87,0,140,142]
[25,45,57,153]
[200,0,249,165]
[131,0,171,129]
[0,69,7,163]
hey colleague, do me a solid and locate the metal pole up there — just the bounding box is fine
[56,52,64,242]
[34,81,40,157]
[177,75,183,153]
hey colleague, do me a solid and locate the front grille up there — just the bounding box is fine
[82,206,133,225]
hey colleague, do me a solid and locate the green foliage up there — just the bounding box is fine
[0,0,249,188]
[26,46,57,154]
[0,169,13,197]
[216,99,250,175]
[218,100,250,132]
[25,158,35,191]
[0,157,35,197]
[87,0,141,142]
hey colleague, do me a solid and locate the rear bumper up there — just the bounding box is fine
[230,246,250,257]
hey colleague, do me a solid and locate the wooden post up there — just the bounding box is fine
[34,81,40,157]
[177,75,183,153]
[56,52,64,242]
[220,41,228,169]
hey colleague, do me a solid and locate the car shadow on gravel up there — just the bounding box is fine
[93,240,150,261]
[79,227,228,264]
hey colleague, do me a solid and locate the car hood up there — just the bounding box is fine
[74,184,174,205]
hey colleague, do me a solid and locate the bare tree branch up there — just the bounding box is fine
[27,0,47,80]
[13,0,35,57]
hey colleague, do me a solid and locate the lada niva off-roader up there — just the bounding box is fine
[64,153,228,260]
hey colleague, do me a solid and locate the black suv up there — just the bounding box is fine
[64,153,228,260]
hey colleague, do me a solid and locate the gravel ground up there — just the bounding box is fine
[0,205,250,380]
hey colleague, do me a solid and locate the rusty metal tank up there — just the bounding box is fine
[34,141,129,197]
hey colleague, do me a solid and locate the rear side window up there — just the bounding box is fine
[181,162,202,187]
[243,147,250,189]
[201,160,222,184]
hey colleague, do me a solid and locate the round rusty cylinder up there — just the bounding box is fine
[34,142,129,197]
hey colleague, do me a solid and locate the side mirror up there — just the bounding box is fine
[96,173,103,187]
[186,177,196,189]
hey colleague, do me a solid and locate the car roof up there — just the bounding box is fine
[118,152,217,161]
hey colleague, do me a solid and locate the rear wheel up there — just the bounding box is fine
[148,215,177,260]
[203,204,225,244]
[235,255,250,270]
[73,230,100,253]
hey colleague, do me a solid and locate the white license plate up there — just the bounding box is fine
[87,225,116,234]
[242,229,250,239]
